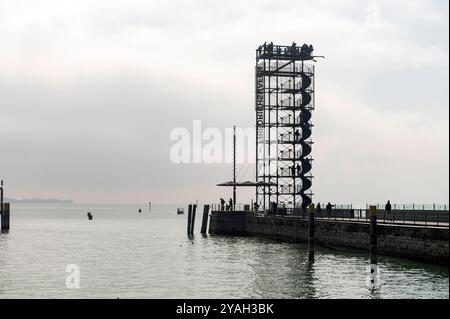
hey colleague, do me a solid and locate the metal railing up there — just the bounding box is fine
[210,203,449,228]
[210,203,255,212]
[372,203,448,211]
[332,203,449,211]
[318,208,449,227]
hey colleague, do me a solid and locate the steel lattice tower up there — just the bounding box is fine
[255,42,317,211]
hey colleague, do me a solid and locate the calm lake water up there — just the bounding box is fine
[0,204,448,299]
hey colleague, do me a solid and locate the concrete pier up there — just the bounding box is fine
[209,211,449,265]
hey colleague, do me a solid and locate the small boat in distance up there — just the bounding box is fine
[177,208,184,214]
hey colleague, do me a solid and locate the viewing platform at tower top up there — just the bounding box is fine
[256,42,323,61]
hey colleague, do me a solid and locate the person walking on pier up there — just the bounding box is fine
[228,198,233,211]
[270,201,278,214]
[291,165,296,177]
[316,203,322,215]
[296,163,301,176]
[385,200,392,221]
[220,198,225,211]
[326,202,334,218]
[301,202,307,218]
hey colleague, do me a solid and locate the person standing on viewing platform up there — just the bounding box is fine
[220,198,225,211]
[385,200,392,220]
[228,198,233,211]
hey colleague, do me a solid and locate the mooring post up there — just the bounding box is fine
[187,204,192,236]
[308,203,315,261]
[190,204,197,235]
[1,203,10,231]
[200,205,210,234]
[369,205,378,270]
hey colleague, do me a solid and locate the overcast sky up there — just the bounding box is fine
[0,0,448,205]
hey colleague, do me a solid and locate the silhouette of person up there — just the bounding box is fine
[385,200,392,220]
[294,129,300,141]
[271,201,278,213]
[300,43,309,56]
[229,198,233,211]
[291,165,296,177]
[267,42,273,53]
[220,198,225,211]
[296,164,301,176]
[326,202,334,218]
[301,202,307,218]
[291,42,297,55]
[316,203,322,213]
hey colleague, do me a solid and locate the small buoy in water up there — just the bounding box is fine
[87,212,93,220]
[138,208,142,213]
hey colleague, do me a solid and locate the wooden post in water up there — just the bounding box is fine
[190,204,197,235]
[308,203,315,261]
[0,180,3,225]
[187,204,192,236]
[369,205,378,269]
[200,205,210,234]
[1,203,10,231]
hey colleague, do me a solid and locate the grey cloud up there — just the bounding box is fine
[0,0,448,204]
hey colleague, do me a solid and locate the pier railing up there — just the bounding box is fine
[330,203,448,211]
[211,203,254,212]
[210,203,449,227]
[326,208,449,227]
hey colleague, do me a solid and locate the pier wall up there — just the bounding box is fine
[209,212,449,265]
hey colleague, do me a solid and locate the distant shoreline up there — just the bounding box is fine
[4,198,73,204]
